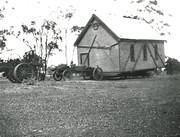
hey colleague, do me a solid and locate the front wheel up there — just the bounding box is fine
[53,71,62,81]
[93,67,103,80]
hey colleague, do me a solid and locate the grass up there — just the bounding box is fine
[0,75,180,137]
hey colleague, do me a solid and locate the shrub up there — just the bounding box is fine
[165,57,180,74]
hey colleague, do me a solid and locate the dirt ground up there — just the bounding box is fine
[0,75,180,137]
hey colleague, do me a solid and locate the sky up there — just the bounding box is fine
[1,0,180,65]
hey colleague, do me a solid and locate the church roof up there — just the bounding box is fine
[74,14,165,46]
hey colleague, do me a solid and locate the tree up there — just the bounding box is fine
[0,0,15,20]
[122,0,171,36]
[55,8,76,64]
[0,0,7,20]
[1,3,77,67]
[0,0,15,50]
[0,0,7,50]
[71,25,84,33]
[15,20,62,75]
[165,57,180,74]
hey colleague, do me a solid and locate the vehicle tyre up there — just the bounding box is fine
[62,69,73,81]
[13,63,34,83]
[53,71,62,81]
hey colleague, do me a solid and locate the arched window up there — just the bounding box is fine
[154,44,158,60]
[143,44,148,61]
[130,44,135,62]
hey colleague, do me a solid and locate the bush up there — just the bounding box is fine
[165,57,180,74]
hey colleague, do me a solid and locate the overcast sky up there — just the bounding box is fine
[1,0,180,65]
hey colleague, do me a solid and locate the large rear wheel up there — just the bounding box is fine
[13,63,34,83]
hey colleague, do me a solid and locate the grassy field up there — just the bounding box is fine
[0,75,180,137]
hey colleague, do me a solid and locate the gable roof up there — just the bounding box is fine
[74,14,165,46]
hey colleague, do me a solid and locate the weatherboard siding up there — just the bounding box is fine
[77,47,119,72]
[77,20,117,48]
[77,36,165,73]
[120,41,165,72]
[77,20,119,72]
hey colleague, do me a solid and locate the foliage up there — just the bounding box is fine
[0,2,76,73]
[71,25,84,33]
[122,0,171,36]
[0,0,15,20]
[0,39,6,50]
[20,20,62,53]
[20,15,79,52]
[165,57,180,74]
[0,1,7,50]
[0,0,7,20]
[14,20,63,74]
[0,0,15,50]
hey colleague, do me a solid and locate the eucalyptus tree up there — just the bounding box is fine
[0,0,15,50]
[113,0,171,36]
[18,20,62,74]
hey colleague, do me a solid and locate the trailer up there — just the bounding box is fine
[52,64,103,81]
[62,65,103,80]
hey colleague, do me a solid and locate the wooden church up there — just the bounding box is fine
[74,14,166,76]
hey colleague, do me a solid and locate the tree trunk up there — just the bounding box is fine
[44,35,48,77]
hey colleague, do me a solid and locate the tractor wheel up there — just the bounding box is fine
[93,67,103,80]
[13,63,34,83]
[53,71,62,81]
[62,69,73,81]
